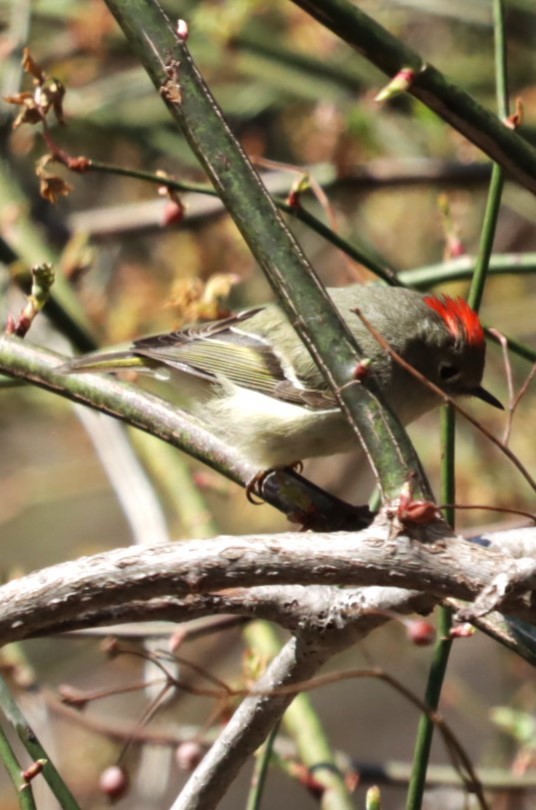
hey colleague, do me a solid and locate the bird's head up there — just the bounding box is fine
[419,295,502,408]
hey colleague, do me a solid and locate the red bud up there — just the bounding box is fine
[375,67,418,102]
[406,619,436,646]
[99,765,129,801]
[449,623,475,639]
[162,200,185,227]
[176,19,189,40]
[353,358,371,381]
[176,741,205,771]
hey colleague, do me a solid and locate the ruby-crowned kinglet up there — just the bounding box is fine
[61,285,501,471]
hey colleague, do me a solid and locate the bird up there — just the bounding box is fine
[61,285,502,474]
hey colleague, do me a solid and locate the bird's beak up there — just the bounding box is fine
[472,385,504,410]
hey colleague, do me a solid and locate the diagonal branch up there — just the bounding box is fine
[290,0,536,194]
[104,0,432,502]
[0,335,371,531]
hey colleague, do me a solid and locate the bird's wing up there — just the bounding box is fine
[133,309,337,410]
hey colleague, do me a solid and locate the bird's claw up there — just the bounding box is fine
[245,461,304,505]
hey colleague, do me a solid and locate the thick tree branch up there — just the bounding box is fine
[33,586,426,641]
[1,526,532,808]
[1,525,535,647]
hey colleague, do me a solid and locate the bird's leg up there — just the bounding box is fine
[245,461,304,505]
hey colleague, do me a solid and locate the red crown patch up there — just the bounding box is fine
[423,295,485,347]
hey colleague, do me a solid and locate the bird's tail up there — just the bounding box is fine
[57,350,145,375]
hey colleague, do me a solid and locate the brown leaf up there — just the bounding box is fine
[49,79,67,125]
[39,173,74,203]
[3,91,34,106]
[22,47,46,85]
[12,103,43,129]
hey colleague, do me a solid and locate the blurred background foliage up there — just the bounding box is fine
[0,0,535,807]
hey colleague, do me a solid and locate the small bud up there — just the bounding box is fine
[99,765,129,802]
[504,98,523,130]
[288,763,325,798]
[100,637,121,657]
[345,769,360,792]
[286,189,301,209]
[397,482,440,526]
[177,19,189,40]
[366,785,382,810]
[158,182,186,227]
[399,499,440,525]
[176,741,204,771]
[406,619,436,646]
[65,155,91,172]
[375,67,417,102]
[6,262,55,337]
[445,234,466,259]
[21,759,47,785]
[161,199,185,227]
[353,358,371,381]
[449,623,475,639]
[286,175,310,208]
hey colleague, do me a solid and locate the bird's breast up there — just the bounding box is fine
[200,386,355,469]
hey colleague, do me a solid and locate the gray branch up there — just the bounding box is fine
[0,523,533,809]
[1,524,535,646]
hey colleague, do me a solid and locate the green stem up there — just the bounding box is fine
[404,611,453,810]
[468,166,504,313]
[468,0,509,313]
[72,159,396,283]
[407,3,510,802]
[245,720,280,810]
[85,158,216,193]
[493,0,510,121]
[284,203,399,285]
[289,0,536,193]
[0,675,81,810]
[78,162,536,297]
[399,253,536,289]
[67,161,536,296]
[441,405,456,529]
[0,723,37,810]
[405,406,455,810]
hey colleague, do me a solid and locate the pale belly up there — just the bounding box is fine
[201,387,356,469]
[198,380,441,471]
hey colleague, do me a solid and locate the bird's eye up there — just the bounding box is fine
[439,363,460,381]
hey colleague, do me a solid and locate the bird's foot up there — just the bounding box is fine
[246,461,303,505]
